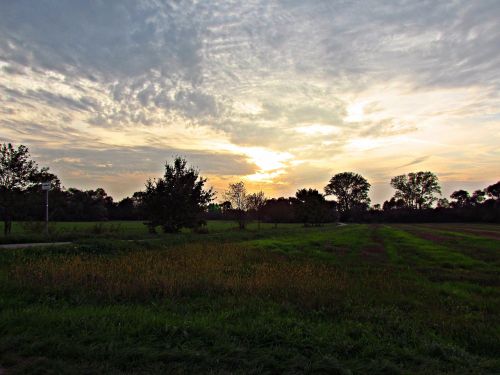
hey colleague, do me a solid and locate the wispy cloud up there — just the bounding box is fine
[398,156,431,169]
[0,0,498,200]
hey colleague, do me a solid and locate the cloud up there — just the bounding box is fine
[397,156,432,169]
[0,0,498,200]
[34,146,256,177]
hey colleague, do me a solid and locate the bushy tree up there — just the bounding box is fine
[142,157,214,233]
[390,171,441,209]
[0,143,58,235]
[262,198,294,228]
[324,172,370,219]
[436,198,450,209]
[486,181,500,200]
[383,197,406,211]
[450,190,470,208]
[294,188,331,226]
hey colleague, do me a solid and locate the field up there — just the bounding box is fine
[0,222,499,374]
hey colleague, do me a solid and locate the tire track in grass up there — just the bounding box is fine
[399,224,500,264]
[359,225,389,264]
[384,225,500,287]
[245,224,372,261]
[416,223,500,241]
[383,225,485,268]
[373,226,404,264]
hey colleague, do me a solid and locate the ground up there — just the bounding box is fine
[0,221,499,374]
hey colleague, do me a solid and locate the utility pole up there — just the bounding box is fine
[42,182,51,235]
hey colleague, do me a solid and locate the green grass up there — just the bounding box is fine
[0,220,302,244]
[0,222,499,374]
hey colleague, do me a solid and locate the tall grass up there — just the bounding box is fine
[8,244,402,308]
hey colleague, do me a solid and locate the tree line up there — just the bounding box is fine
[1,143,499,235]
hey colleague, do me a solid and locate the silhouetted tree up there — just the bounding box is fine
[142,157,214,233]
[246,191,267,229]
[436,198,450,209]
[390,171,441,209]
[450,189,486,208]
[60,188,111,221]
[383,197,406,211]
[450,190,470,208]
[486,182,499,200]
[324,172,370,219]
[223,181,248,229]
[220,201,232,214]
[0,143,59,235]
[470,189,486,206]
[294,188,331,226]
[262,198,293,228]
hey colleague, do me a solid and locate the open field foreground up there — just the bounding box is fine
[0,222,499,374]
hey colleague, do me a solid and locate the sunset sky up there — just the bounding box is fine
[1,1,499,203]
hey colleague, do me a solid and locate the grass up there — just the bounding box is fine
[0,222,499,374]
[0,220,300,244]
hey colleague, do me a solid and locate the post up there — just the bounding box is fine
[42,181,51,236]
[45,188,49,236]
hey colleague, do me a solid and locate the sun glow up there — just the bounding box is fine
[347,138,382,151]
[244,147,292,171]
[345,102,365,122]
[246,170,286,183]
[295,124,341,136]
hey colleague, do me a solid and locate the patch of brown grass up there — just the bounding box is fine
[9,244,360,308]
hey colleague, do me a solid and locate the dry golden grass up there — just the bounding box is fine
[10,244,359,306]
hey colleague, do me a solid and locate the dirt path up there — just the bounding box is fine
[0,242,71,249]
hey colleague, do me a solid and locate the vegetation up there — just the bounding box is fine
[390,172,441,210]
[294,188,335,226]
[141,157,214,233]
[0,222,499,373]
[324,172,371,217]
[1,143,499,231]
[223,182,248,229]
[0,143,58,235]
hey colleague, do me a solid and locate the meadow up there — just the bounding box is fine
[0,221,499,374]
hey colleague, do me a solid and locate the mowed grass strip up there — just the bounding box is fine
[380,225,487,268]
[393,224,500,264]
[417,223,500,240]
[246,224,373,261]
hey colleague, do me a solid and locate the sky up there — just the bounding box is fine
[0,0,499,203]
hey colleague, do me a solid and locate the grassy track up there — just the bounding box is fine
[0,222,499,374]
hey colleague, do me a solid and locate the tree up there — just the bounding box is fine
[294,188,331,226]
[383,197,406,211]
[112,197,137,220]
[324,172,371,217]
[246,191,267,229]
[450,190,470,208]
[220,201,232,214]
[262,198,294,228]
[0,143,58,235]
[141,157,214,233]
[390,171,441,209]
[436,198,450,209]
[470,189,486,206]
[486,181,500,200]
[223,181,247,229]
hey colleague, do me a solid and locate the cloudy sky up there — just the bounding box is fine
[1,0,499,203]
